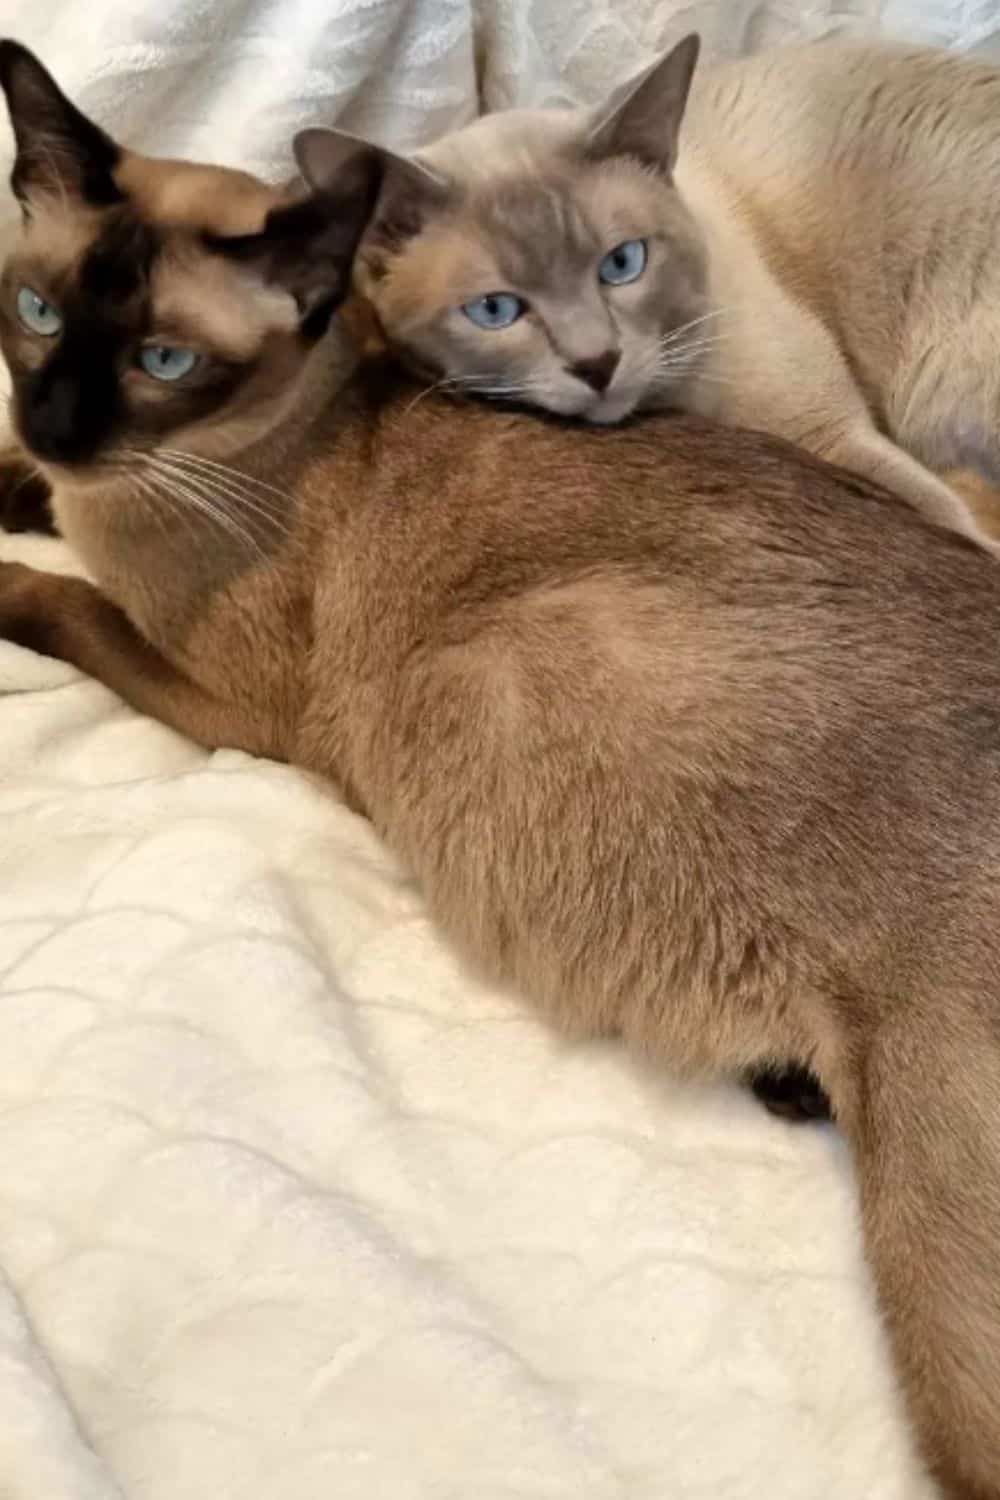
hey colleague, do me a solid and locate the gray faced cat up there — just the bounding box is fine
[4,41,1000,1497]
[302,34,1000,549]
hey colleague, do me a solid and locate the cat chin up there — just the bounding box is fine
[585,392,642,426]
[535,384,641,426]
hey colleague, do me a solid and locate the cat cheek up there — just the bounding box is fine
[0,311,46,373]
[121,370,186,407]
[10,340,47,374]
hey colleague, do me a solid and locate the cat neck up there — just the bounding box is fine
[671,151,791,423]
[666,157,735,418]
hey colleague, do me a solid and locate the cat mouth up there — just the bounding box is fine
[583,390,641,426]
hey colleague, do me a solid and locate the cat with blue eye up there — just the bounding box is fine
[309,77,709,425]
[301,32,1000,552]
[0,185,254,484]
[0,277,203,536]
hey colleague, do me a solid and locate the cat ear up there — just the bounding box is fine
[294,127,451,251]
[586,33,700,176]
[204,167,383,338]
[0,39,122,208]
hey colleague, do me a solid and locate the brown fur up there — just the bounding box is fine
[311,37,1000,552]
[7,350,1000,1496]
[0,439,52,532]
[4,45,1000,1498]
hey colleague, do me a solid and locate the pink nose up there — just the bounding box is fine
[566,350,620,394]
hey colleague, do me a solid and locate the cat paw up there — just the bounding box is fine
[0,466,55,535]
[747,1063,832,1123]
[0,560,60,656]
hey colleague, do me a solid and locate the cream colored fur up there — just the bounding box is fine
[340,38,1000,548]
[676,40,1000,543]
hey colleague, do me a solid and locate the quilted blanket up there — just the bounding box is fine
[0,1,991,1495]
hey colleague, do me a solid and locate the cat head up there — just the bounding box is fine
[0,41,377,485]
[295,35,708,424]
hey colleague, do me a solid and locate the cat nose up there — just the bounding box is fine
[566,350,620,394]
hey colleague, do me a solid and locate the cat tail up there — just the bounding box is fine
[846,1007,1000,1500]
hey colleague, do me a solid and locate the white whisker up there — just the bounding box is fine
[657,335,729,363]
[658,307,729,351]
[129,472,190,544]
[147,464,264,559]
[142,457,302,611]
[402,375,471,415]
[150,456,291,543]
[158,448,298,510]
[113,450,298,584]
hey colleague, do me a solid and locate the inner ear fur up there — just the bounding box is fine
[295,126,451,255]
[0,38,122,207]
[586,32,700,175]
[204,169,383,336]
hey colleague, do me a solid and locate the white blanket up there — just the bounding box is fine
[0,1,986,1494]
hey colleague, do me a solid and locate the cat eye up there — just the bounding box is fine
[598,239,648,287]
[139,345,199,382]
[462,293,525,330]
[16,285,62,337]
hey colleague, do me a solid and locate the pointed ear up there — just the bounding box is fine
[205,166,383,339]
[0,39,122,208]
[295,126,451,253]
[586,33,700,176]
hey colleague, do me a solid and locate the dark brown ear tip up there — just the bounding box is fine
[293,128,379,198]
[0,39,65,112]
[292,129,339,187]
[292,127,318,168]
[0,38,35,62]
[293,127,325,154]
[674,32,701,69]
[0,38,38,88]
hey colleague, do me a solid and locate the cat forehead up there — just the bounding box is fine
[18,149,280,268]
[114,151,282,236]
[418,107,585,184]
[446,162,664,292]
[475,178,602,284]
[18,196,157,302]
[419,112,665,274]
[14,174,295,355]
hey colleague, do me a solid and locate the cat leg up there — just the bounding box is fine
[837,1009,1000,1500]
[826,424,997,552]
[0,446,55,534]
[938,467,1000,541]
[747,1063,832,1122]
[0,561,280,756]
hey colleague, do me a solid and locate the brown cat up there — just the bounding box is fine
[307,34,1000,549]
[3,41,1000,1497]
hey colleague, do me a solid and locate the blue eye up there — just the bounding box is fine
[598,239,647,286]
[16,285,62,337]
[462,293,525,330]
[139,345,198,381]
